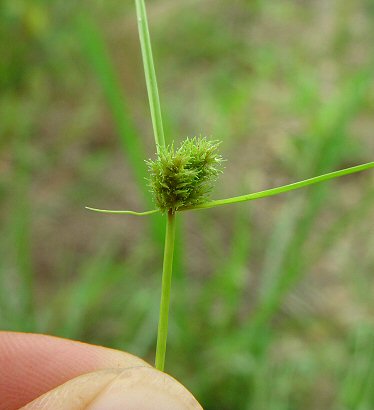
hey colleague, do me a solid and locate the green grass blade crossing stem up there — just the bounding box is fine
[87,161,374,215]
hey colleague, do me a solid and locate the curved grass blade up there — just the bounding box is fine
[182,161,374,212]
[86,206,159,216]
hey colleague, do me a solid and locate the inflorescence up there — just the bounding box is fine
[146,137,224,212]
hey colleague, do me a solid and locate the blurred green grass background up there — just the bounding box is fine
[1,0,374,408]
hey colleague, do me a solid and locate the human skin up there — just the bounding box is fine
[0,332,202,410]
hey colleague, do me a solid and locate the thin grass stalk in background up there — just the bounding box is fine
[12,135,35,331]
[77,16,148,190]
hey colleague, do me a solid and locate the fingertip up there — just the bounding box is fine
[87,367,203,410]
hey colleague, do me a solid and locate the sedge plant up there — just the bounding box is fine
[87,0,374,373]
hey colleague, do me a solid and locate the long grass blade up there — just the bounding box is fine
[183,161,374,211]
[135,0,166,151]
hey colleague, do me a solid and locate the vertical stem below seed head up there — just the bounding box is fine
[155,210,176,371]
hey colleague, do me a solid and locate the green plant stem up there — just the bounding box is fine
[155,210,176,371]
[135,0,176,371]
[135,0,165,151]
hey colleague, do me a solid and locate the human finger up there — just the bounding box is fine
[0,331,149,410]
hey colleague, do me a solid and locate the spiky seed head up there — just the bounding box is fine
[146,137,224,212]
